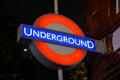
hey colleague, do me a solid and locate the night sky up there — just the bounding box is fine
[0,0,87,80]
[0,0,86,31]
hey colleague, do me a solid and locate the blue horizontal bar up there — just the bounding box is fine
[21,24,96,51]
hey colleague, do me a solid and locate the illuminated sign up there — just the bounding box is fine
[21,24,96,51]
[18,13,96,69]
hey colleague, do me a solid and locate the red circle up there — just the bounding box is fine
[33,13,86,66]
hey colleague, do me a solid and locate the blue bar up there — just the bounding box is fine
[21,24,96,51]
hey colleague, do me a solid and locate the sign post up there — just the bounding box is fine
[58,67,63,80]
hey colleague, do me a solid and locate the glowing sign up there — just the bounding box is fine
[18,13,96,69]
[21,24,96,51]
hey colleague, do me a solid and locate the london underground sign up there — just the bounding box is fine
[22,24,95,51]
[18,14,96,69]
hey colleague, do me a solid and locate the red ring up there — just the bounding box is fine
[33,13,86,66]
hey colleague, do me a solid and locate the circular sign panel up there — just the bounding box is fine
[30,13,87,69]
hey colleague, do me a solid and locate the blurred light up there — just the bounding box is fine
[24,48,27,52]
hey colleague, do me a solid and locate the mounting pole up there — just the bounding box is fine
[54,0,62,80]
[54,0,59,14]
[58,67,63,80]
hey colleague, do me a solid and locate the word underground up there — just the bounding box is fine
[21,24,96,51]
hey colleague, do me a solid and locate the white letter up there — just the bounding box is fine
[57,35,63,42]
[40,31,46,38]
[63,36,68,43]
[33,30,39,37]
[81,40,87,47]
[75,39,81,45]
[24,27,32,36]
[87,41,94,49]
[47,33,51,40]
[68,38,74,44]
[51,34,57,41]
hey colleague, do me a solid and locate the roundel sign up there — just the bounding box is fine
[33,13,86,69]
[17,13,96,70]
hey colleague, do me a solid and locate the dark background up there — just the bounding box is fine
[0,0,87,80]
[0,0,86,30]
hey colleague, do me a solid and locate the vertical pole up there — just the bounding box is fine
[58,67,63,80]
[54,0,59,14]
[116,0,119,13]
